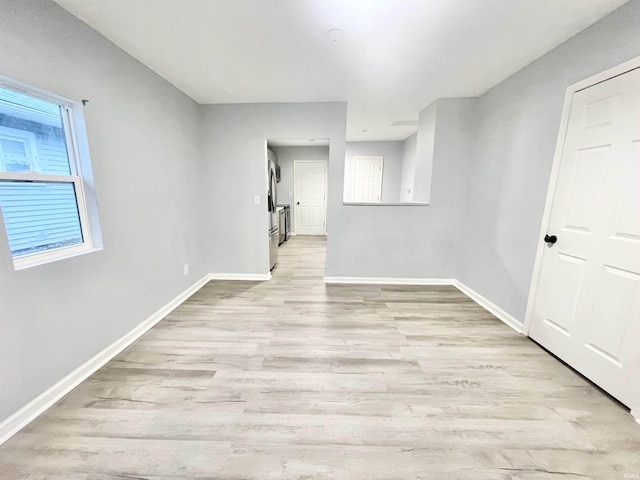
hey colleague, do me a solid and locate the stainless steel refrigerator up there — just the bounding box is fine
[267,155,278,270]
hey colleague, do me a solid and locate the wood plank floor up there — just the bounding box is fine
[1,235,639,479]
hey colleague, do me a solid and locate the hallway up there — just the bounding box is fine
[1,236,639,479]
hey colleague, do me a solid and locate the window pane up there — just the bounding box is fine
[0,87,71,175]
[0,181,83,257]
[0,138,31,172]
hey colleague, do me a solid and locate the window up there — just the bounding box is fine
[0,78,102,269]
[0,127,39,173]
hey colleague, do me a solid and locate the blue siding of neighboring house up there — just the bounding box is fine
[0,182,83,256]
[0,88,83,257]
[35,133,72,175]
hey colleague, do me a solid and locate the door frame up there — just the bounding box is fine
[522,55,640,337]
[293,159,328,235]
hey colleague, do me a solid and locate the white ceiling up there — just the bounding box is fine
[54,0,628,142]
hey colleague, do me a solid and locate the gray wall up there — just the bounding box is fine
[413,102,437,203]
[326,99,474,279]
[0,0,207,422]
[400,134,417,202]
[343,141,404,203]
[199,103,346,275]
[456,0,640,323]
[199,100,470,281]
[271,145,330,233]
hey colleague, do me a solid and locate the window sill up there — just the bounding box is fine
[13,243,103,271]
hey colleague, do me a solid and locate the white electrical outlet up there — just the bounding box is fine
[253,195,260,205]
[183,264,189,276]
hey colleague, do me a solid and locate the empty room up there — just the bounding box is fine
[0,0,639,478]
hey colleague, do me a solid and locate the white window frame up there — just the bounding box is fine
[0,126,41,173]
[0,76,102,270]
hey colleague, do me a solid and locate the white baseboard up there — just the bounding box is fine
[0,274,211,447]
[208,273,271,281]
[324,276,454,286]
[453,280,523,334]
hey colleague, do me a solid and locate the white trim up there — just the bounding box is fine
[13,244,102,271]
[0,273,211,447]
[61,106,94,253]
[324,276,454,286]
[522,55,640,336]
[70,102,102,252]
[0,172,79,183]
[453,280,523,334]
[208,272,272,281]
[0,74,78,108]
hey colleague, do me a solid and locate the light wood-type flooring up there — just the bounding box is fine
[1,236,639,479]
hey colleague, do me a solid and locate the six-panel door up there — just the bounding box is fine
[529,67,640,410]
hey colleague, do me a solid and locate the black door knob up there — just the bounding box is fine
[296,201,300,205]
[544,234,557,244]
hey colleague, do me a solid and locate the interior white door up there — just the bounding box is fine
[529,66,640,411]
[353,156,383,203]
[294,161,326,235]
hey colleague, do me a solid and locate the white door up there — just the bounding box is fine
[294,161,326,235]
[529,66,640,411]
[353,156,383,203]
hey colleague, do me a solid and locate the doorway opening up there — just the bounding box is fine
[265,138,329,276]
